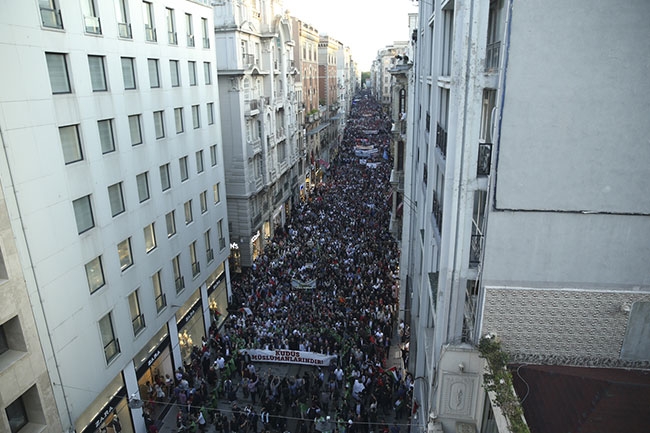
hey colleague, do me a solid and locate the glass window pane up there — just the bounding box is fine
[136,172,149,202]
[204,61,211,84]
[179,157,188,181]
[210,144,218,166]
[166,211,176,237]
[128,115,142,145]
[170,60,180,87]
[144,223,156,252]
[107,182,125,216]
[148,58,160,88]
[59,125,83,164]
[154,111,165,139]
[121,57,136,89]
[207,103,214,125]
[6,396,28,433]
[72,195,94,234]
[118,238,132,270]
[188,61,197,85]
[46,52,71,94]
[88,55,107,91]
[184,200,192,224]
[98,119,115,153]
[175,107,184,133]
[85,256,105,293]
[192,105,200,129]
[159,164,171,191]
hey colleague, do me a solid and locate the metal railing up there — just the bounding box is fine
[132,314,145,335]
[203,37,210,48]
[486,41,501,71]
[187,34,195,47]
[40,7,63,29]
[155,293,167,312]
[175,276,185,292]
[436,123,448,158]
[145,25,157,42]
[432,194,442,233]
[477,142,493,176]
[118,22,132,39]
[219,237,226,250]
[104,339,120,363]
[168,30,177,44]
[192,262,200,276]
[84,15,101,34]
[469,234,483,267]
[206,248,214,262]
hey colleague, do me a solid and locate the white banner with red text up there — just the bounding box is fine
[240,349,338,366]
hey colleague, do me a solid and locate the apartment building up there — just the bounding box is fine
[0,1,230,432]
[317,34,341,165]
[214,0,302,268]
[291,17,322,193]
[401,0,650,432]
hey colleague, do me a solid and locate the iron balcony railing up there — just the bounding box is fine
[187,34,195,47]
[191,262,200,276]
[155,293,167,312]
[206,248,214,262]
[469,234,483,267]
[175,276,185,292]
[40,7,63,29]
[104,338,120,363]
[84,15,101,34]
[145,25,157,42]
[203,37,210,48]
[132,314,145,335]
[477,142,493,176]
[118,22,132,39]
[219,237,226,250]
[168,31,177,45]
[486,41,501,71]
[436,123,448,158]
[432,194,442,233]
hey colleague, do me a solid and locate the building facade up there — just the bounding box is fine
[214,0,302,268]
[317,34,341,165]
[401,0,650,432]
[0,1,231,432]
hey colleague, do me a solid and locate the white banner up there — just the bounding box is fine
[241,349,338,366]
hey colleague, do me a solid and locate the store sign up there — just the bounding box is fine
[81,389,124,433]
[136,336,170,378]
[241,349,337,366]
[207,274,226,296]
[177,298,202,330]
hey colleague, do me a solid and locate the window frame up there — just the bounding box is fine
[128,290,146,336]
[143,222,157,253]
[153,110,165,139]
[213,183,221,204]
[179,156,189,181]
[72,195,95,234]
[107,182,125,217]
[188,61,197,86]
[152,271,166,312]
[98,118,116,154]
[85,256,106,294]
[128,114,143,145]
[117,238,133,271]
[210,144,218,166]
[148,58,160,88]
[165,210,176,238]
[170,60,180,87]
[136,171,150,203]
[159,163,171,191]
[174,107,184,133]
[121,57,137,90]
[195,150,204,174]
[207,102,215,125]
[200,190,208,214]
[88,55,108,92]
[59,124,84,164]
[184,200,193,225]
[191,104,200,129]
[46,52,72,94]
[99,312,120,363]
[203,61,212,85]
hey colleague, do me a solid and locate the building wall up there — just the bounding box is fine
[0,0,230,430]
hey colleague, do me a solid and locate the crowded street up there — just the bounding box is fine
[149,92,413,433]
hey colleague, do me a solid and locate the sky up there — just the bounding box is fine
[281,0,418,72]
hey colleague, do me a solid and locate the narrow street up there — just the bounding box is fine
[154,91,412,433]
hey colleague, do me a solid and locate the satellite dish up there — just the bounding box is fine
[128,398,144,409]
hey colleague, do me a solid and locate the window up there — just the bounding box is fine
[190,241,200,276]
[207,102,214,125]
[88,55,107,91]
[218,219,226,250]
[143,223,156,253]
[192,104,200,128]
[107,182,125,216]
[165,210,176,237]
[204,230,214,262]
[152,271,166,312]
[213,183,220,204]
[148,58,160,88]
[46,52,71,94]
[143,1,156,42]
[121,57,136,89]
[175,107,184,133]
[179,156,188,181]
[200,190,208,213]
[188,61,197,86]
[116,0,132,38]
[166,7,177,44]
[153,110,165,139]
[170,60,180,87]
[128,290,145,335]
[5,395,28,433]
[159,163,171,191]
[117,238,133,270]
[195,150,204,173]
[136,172,150,202]
[201,17,210,48]
[40,0,64,29]
[173,255,184,293]
[0,317,26,359]
[59,124,83,164]
[99,312,120,363]
[203,61,212,84]
[85,256,105,293]
[81,0,101,34]
[184,200,193,224]
[72,195,94,234]
[186,13,194,46]
[210,144,218,166]
[97,119,115,153]
[128,114,142,145]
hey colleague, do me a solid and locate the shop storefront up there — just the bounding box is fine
[134,326,174,416]
[77,374,134,433]
[251,230,262,262]
[206,263,228,329]
[176,289,206,364]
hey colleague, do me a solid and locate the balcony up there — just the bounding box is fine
[132,314,146,335]
[187,34,195,47]
[192,262,201,277]
[432,194,442,233]
[40,7,63,29]
[436,122,448,158]
[206,248,214,263]
[477,142,493,176]
[118,22,132,39]
[145,25,157,42]
[469,234,483,267]
[486,41,501,71]
[168,31,177,45]
[155,293,167,312]
[175,276,185,293]
[84,15,101,34]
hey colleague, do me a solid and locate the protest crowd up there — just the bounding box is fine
[153,92,413,433]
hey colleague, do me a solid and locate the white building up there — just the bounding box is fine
[0,1,230,432]
[401,0,650,432]
[214,0,302,268]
